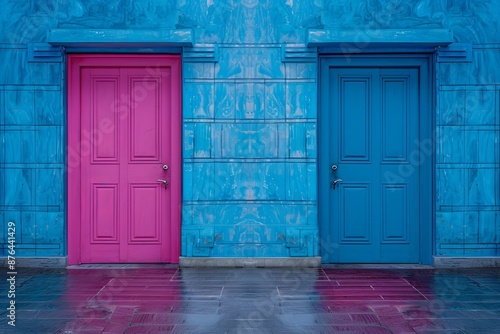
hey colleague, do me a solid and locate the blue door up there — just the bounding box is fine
[321,65,421,263]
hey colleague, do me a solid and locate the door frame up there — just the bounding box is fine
[319,54,434,264]
[67,54,182,264]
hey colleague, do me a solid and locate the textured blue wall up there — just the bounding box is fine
[180,0,321,257]
[0,1,66,256]
[0,0,499,260]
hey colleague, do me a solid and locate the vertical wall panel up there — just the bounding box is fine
[0,134,4,206]
[194,123,211,158]
[265,83,285,119]
[4,169,33,206]
[235,83,265,119]
[5,130,33,163]
[215,83,235,119]
[289,123,306,158]
[36,126,62,163]
[0,89,4,125]
[183,83,214,119]
[466,89,496,125]
[35,169,62,206]
[21,212,36,244]
[4,90,34,125]
[183,123,195,158]
[35,89,63,125]
[437,90,465,125]
[286,83,316,118]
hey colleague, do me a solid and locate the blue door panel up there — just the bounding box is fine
[340,184,371,242]
[322,65,420,263]
[336,69,375,161]
[382,78,408,160]
[341,79,371,160]
[382,184,409,242]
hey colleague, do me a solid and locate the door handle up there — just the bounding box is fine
[157,179,169,189]
[331,179,343,189]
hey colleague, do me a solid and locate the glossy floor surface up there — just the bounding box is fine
[2,266,500,333]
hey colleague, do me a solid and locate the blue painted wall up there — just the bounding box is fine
[180,0,321,257]
[0,0,499,260]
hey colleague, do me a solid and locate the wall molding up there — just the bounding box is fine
[437,43,473,62]
[27,43,63,62]
[281,44,317,63]
[183,45,219,62]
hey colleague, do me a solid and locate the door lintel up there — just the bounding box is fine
[47,28,193,49]
[308,28,453,53]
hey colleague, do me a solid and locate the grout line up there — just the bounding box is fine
[218,286,224,300]
[320,268,331,281]
[414,283,430,300]
[404,278,429,300]
[170,268,180,281]
[88,277,114,307]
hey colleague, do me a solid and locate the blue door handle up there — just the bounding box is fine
[331,179,343,189]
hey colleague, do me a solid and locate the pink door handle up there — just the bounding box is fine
[157,179,169,189]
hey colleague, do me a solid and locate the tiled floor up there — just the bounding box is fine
[2,266,500,333]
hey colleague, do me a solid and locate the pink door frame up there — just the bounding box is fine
[67,54,182,264]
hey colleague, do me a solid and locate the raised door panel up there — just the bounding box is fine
[381,77,409,162]
[91,77,119,163]
[339,184,371,243]
[91,184,119,243]
[129,184,161,243]
[129,76,161,161]
[340,77,371,162]
[381,184,409,243]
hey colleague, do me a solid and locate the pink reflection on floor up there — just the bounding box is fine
[58,268,182,333]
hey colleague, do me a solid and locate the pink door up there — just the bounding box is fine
[68,55,181,264]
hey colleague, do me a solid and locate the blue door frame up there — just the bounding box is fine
[319,55,434,264]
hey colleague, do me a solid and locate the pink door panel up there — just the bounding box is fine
[68,55,181,264]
